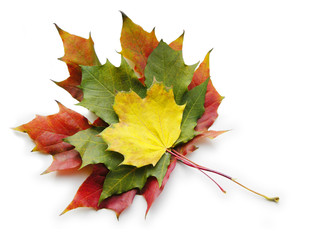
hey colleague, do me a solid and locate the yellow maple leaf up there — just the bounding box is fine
[100,81,185,168]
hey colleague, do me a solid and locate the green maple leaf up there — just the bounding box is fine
[99,152,171,203]
[145,40,198,104]
[64,127,123,169]
[78,56,146,124]
[175,79,209,145]
[144,40,207,145]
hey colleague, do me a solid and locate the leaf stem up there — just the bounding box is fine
[231,179,279,202]
[167,149,279,203]
[172,149,232,179]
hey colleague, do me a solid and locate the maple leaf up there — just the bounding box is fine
[189,50,224,131]
[55,24,100,66]
[141,158,177,215]
[78,56,146,124]
[177,50,224,155]
[175,79,209,145]
[101,82,185,167]
[54,24,101,101]
[62,164,137,217]
[145,41,198,105]
[54,62,84,101]
[99,152,171,203]
[64,127,123,169]
[14,102,90,173]
[120,12,184,83]
[120,12,158,80]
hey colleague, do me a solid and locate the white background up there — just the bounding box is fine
[1,0,313,239]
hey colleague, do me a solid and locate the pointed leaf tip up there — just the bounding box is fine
[12,126,24,132]
[169,31,185,51]
[41,166,52,175]
[60,207,69,216]
[55,100,63,108]
[120,11,128,21]
[54,23,62,33]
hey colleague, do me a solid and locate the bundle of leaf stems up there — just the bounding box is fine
[166,149,279,202]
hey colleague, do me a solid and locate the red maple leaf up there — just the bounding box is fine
[62,164,137,218]
[15,102,90,173]
[54,24,101,101]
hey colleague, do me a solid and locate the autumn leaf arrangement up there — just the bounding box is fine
[15,12,279,218]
